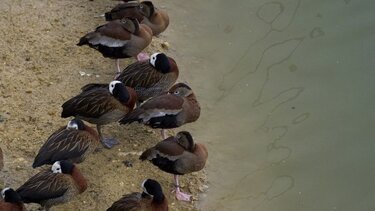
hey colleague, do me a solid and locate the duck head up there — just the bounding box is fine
[149,52,171,73]
[140,1,155,18]
[52,160,75,174]
[109,81,130,103]
[1,188,22,203]
[176,131,195,152]
[141,179,164,203]
[66,118,85,130]
[169,83,193,97]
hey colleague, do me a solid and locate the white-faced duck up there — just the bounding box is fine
[16,161,87,211]
[61,81,137,148]
[32,118,100,168]
[107,179,168,211]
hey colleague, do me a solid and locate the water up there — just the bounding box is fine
[161,0,375,210]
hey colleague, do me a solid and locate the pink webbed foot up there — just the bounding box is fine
[137,52,150,61]
[175,188,191,201]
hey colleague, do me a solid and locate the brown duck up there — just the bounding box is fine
[77,17,152,72]
[32,118,99,168]
[81,52,178,105]
[61,81,137,148]
[107,179,168,211]
[0,188,26,211]
[119,83,200,139]
[105,1,169,36]
[17,161,87,211]
[140,131,208,201]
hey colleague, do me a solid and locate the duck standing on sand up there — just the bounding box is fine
[77,17,152,73]
[106,1,169,36]
[17,161,87,211]
[0,188,26,211]
[61,81,137,149]
[107,179,168,211]
[81,52,178,106]
[140,131,208,201]
[32,118,100,168]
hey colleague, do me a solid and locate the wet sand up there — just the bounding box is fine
[0,0,206,210]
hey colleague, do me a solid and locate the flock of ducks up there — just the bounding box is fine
[0,0,208,210]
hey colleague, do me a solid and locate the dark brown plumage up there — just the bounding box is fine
[17,161,87,211]
[119,83,200,139]
[77,17,152,72]
[140,131,208,201]
[61,81,137,148]
[0,188,26,211]
[81,52,178,104]
[32,118,99,168]
[105,1,169,36]
[107,179,168,211]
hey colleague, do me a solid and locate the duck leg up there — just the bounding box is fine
[97,125,119,149]
[116,59,121,73]
[161,129,167,139]
[173,175,191,201]
[136,52,150,61]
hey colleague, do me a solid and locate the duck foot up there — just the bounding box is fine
[136,52,150,61]
[174,188,191,201]
[101,138,119,149]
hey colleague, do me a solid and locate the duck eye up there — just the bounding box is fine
[174,90,179,94]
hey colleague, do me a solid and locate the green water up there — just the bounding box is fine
[161,0,375,210]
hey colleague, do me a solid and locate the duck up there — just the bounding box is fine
[105,1,169,36]
[17,161,87,211]
[119,83,200,139]
[0,188,26,211]
[77,17,152,73]
[61,81,137,149]
[81,52,178,106]
[32,118,100,168]
[107,179,168,211]
[140,131,208,201]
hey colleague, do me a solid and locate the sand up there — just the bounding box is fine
[0,0,206,210]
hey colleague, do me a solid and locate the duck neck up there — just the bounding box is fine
[152,192,165,204]
[71,167,87,193]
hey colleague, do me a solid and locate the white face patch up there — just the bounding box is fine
[109,81,122,94]
[141,179,151,195]
[149,52,160,67]
[51,161,62,173]
[67,120,78,130]
[1,188,10,199]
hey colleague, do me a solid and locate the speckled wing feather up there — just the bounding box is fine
[61,88,119,119]
[107,192,144,211]
[119,94,183,124]
[80,83,108,92]
[32,127,93,167]
[117,61,165,88]
[17,171,68,204]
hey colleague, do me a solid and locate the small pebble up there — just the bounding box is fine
[161,42,170,50]
[123,160,133,167]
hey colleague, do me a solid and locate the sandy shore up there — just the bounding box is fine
[0,0,206,210]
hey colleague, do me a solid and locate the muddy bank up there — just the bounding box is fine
[0,0,207,210]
